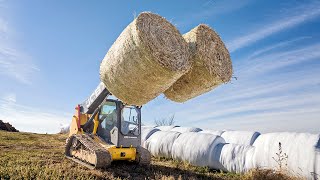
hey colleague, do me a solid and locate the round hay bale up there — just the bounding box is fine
[100,12,191,106]
[164,24,233,102]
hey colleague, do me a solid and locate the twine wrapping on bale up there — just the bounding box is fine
[164,24,233,102]
[100,12,191,106]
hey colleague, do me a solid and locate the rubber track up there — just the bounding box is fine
[65,134,111,169]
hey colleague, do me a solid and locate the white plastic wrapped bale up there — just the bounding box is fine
[221,131,260,145]
[315,147,320,179]
[200,130,225,136]
[145,131,181,158]
[170,127,202,133]
[155,125,179,131]
[315,139,320,178]
[212,143,255,173]
[141,126,159,148]
[253,132,320,179]
[171,132,225,168]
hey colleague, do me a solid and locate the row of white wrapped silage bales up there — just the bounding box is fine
[142,126,259,170]
[153,126,261,145]
[141,126,320,179]
[142,126,256,167]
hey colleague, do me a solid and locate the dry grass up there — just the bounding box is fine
[100,12,191,106]
[242,169,304,180]
[164,24,233,103]
[0,130,300,180]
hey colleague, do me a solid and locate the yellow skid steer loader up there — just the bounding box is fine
[66,83,151,169]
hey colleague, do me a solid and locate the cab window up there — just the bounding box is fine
[121,106,139,136]
[100,101,117,130]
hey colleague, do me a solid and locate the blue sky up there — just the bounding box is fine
[0,0,319,133]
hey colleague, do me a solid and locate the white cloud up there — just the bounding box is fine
[0,18,8,35]
[237,43,320,78]
[2,92,16,103]
[203,108,320,133]
[246,37,310,60]
[0,46,39,84]
[143,41,320,133]
[0,3,38,84]
[0,94,71,134]
[227,2,320,52]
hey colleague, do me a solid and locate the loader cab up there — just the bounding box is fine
[99,99,141,147]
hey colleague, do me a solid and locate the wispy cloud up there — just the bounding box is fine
[143,40,320,133]
[206,107,320,133]
[0,18,8,35]
[246,37,311,60]
[227,1,320,52]
[0,94,71,133]
[0,46,39,84]
[0,3,38,84]
[237,43,320,78]
[176,0,252,28]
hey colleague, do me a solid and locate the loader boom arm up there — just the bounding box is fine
[81,82,111,114]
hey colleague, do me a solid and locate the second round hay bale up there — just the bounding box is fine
[164,24,233,102]
[100,12,191,106]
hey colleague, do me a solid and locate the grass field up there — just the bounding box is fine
[0,130,297,180]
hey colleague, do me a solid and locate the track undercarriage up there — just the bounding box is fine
[65,134,112,169]
[65,134,151,169]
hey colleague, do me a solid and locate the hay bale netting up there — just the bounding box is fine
[164,24,232,102]
[170,126,202,133]
[221,131,261,146]
[171,132,225,168]
[141,126,159,148]
[213,143,256,173]
[100,12,191,106]
[145,131,181,158]
[253,132,320,179]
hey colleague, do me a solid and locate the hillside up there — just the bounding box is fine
[0,131,296,180]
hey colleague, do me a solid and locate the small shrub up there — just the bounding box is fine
[154,114,176,126]
[272,142,288,171]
